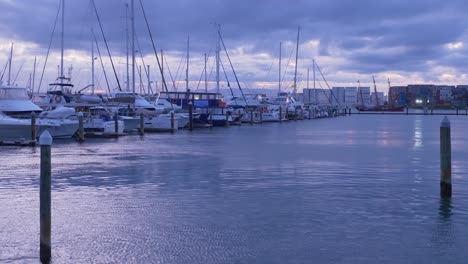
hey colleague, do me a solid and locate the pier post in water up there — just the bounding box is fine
[39,131,52,263]
[250,110,254,125]
[139,113,144,135]
[260,110,263,123]
[440,116,452,197]
[114,112,119,134]
[286,107,289,120]
[188,104,193,131]
[31,112,37,141]
[406,107,409,115]
[170,112,175,133]
[77,112,84,142]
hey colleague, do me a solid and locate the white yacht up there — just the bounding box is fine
[0,85,77,140]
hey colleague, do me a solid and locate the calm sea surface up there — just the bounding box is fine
[1,113,468,263]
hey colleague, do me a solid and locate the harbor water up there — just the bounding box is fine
[1,114,468,263]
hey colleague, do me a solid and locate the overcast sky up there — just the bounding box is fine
[0,0,467,94]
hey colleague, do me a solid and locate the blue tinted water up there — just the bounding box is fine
[1,114,468,263]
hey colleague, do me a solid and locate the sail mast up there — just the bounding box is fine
[60,0,65,85]
[131,0,136,100]
[293,26,300,96]
[7,43,13,86]
[186,36,190,92]
[279,42,282,93]
[204,53,208,93]
[372,76,379,106]
[91,29,95,95]
[216,24,220,93]
[125,3,130,92]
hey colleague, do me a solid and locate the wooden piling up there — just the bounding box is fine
[440,116,452,197]
[39,131,52,263]
[139,113,144,135]
[170,112,175,133]
[456,107,459,116]
[250,111,254,125]
[260,110,263,123]
[406,107,409,115]
[294,108,298,121]
[114,113,119,134]
[286,107,289,120]
[77,112,84,142]
[31,112,36,141]
[189,104,193,131]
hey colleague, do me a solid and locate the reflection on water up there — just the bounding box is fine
[1,115,468,263]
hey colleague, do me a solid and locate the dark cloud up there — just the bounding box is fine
[1,0,468,83]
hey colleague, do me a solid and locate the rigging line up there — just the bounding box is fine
[280,45,295,90]
[164,56,177,91]
[0,57,9,82]
[135,32,150,94]
[218,30,247,104]
[315,60,341,107]
[91,0,122,91]
[138,0,174,110]
[173,53,185,92]
[219,57,234,97]
[93,31,112,94]
[12,61,25,85]
[37,0,62,93]
[195,56,206,91]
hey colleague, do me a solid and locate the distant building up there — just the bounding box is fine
[389,86,407,106]
[331,87,345,106]
[344,87,357,106]
[302,88,332,105]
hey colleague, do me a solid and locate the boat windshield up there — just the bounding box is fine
[0,88,29,100]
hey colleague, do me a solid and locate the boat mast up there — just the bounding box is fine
[131,0,136,107]
[91,29,95,95]
[186,36,190,92]
[313,59,317,104]
[372,75,379,106]
[60,0,65,85]
[32,56,37,92]
[293,26,300,96]
[125,3,130,92]
[161,49,164,91]
[278,42,282,93]
[204,53,208,93]
[147,65,151,94]
[216,24,220,93]
[7,43,13,86]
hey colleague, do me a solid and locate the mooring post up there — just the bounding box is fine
[279,106,283,123]
[139,112,144,135]
[456,107,459,116]
[188,104,193,131]
[406,107,409,115]
[39,131,52,263]
[440,116,452,197]
[250,110,254,125]
[170,112,175,133]
[225,111,230,128]
[260,110,263,123]
[77,112,84,142]
[294,107,298,121]
[31,112,37,141]
[431,108,433,115]
[286,107,289,120]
